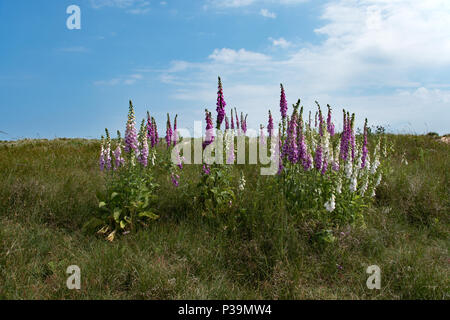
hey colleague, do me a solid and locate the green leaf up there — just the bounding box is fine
[111,192,119,200]
[99,201,107,209]
[113,209,121,222]
[138,211,159,220]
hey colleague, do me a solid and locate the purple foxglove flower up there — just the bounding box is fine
[260,125,266,146]
[146,111,153,142]
[99,140,105,172]
[242,114,248,134]
[225,116,229,130]
[321,158,328,175]
[315,102,324,137]
[216,77,226,130]
[202,164,210,175]
[231,109,235,130]
[314,144,323,171]
[327,105,335,136]
[166,114,172,149]
[287,113,299,163]
[332,160,340,171]
[139,139,148,167]
[104,129,112,170]
[151,117,158,147]
[173,115,178,147]
[235,108,240,131]
[350,113,356,161]
[171,173,179,187]
[361,118,369,168]
[277,161,284,175]
[124,101,138,154]
[138,120,149,167]
[267,110,274,138]
[203,109,215,149]
[340,110,350,161]
[113,145,123,169]
[303,153,312,171]
[299,134,307,163]
[280,84,288,119]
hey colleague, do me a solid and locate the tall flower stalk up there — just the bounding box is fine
[216,77,226,130]
[165,113,172,149]
[124,100,138,155]
[203,109,214,149]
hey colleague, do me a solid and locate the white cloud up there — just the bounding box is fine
[260,8,276,18]
[208,0,307,8]
[269,37,291,48]
[210,0,255,8]
[90,0,150,14]
[159,0,450,134]
[209,48,270,64]
[94,74,143,86]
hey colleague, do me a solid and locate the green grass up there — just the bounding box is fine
[0,135,448,299]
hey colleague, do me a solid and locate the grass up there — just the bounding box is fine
[0,135,448,299]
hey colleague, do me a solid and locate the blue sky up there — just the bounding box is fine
[1,0,449,140]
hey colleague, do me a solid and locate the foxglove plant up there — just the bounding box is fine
[99,135,105,171]
[203,109,214,149]
[173,114,178,147]
[361,119,369,169]
[138,120,149,167]
[105,129,112,171]
[166,113,172,149]
[267,110,274,138]
[152,117,159,147]
[230,109,235,130]
[277,100,388,234]
[280,84,288,121]
[124,100,138,155]
[234,107,240,135]
[216,77,226,130]
[259,124,266,147]
[146,111,153,145]
[327,104,335,137]
[113,130,125,170]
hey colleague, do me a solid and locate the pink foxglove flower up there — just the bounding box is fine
[216,77,226,130]
[267,110,274,138]
[280,84,287,119]
[173,114,178,147]
[165,113,172,149]
[124,100,138,154]
[203,109,215,149]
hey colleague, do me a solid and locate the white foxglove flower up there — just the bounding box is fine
[345,159,353,179]
[360,176,369,196]
[324,194,336,212]
[371,158,380,175]
[336,178,342,194]
[238,174,246,191]
[375,173,382,187]
[350,175,357,192]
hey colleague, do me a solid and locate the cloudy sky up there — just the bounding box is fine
[1,0,449,139]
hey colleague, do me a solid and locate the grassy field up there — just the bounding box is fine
[0,134,448,299]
